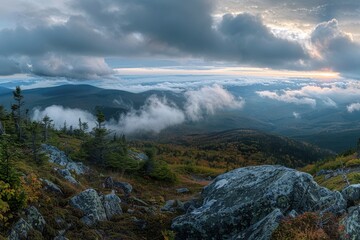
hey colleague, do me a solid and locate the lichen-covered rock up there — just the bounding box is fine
[161,200,185,212]
[172,165,346,240]
[342,184,360,205]
[70,189,107,226]
[25,206,46,232]
[8,207,46,239]
[66,161,89,175]
[57,169,79,185]
[102,191,122,219]
[104,176,114,188]
[237,208,283,240]
[161,200,176,212]
[42,144,69,166]
[42,144,89,175]
[113,181,133,195]
[128,150,149,161]
[341,206,360,240]
[8,218,32,240]
[43,179,63,195]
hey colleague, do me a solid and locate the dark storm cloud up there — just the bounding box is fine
[311,19,360,77]
[73,0,307,67]
[0,0,359,79]
[0,58,21,75]
[218,13,307,66]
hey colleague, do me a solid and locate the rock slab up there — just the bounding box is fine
[172,165,346,240]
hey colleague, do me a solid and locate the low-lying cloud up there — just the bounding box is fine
[31,85,244,135]
[185,84,245,121]
[109,96,186,134]
[347,103,360,113]
[32,105,96,130]
[257,81,360,108]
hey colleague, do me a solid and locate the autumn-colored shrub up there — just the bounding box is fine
[272,212,340,240]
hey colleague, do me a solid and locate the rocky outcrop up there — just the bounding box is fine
[113,181,133,195]
[70,189,107,226]
[8,218,32,240]
[342,184,360,205]
[102,191,123,219]
[42,144,89,175]
[341,206,360,240]
[104,177,133,195]
[42,179,63,195]
[70,189,123,226]
[57,168,79,185]
[9,206,46,240]
[25,206,46,232]
[128,150,149,162]
[238,208,283,240]
[172,165,346,240]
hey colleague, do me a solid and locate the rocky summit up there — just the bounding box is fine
[172,165,347,240]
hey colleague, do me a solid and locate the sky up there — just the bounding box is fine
[0,0,360,82]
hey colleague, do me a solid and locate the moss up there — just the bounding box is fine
[27,229,44,240]
[345,158,360,168]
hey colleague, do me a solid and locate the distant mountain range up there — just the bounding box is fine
[1,84,359,152]
[0,84,184,120]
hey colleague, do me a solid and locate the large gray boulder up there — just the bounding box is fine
[8,206,46,240]
[102,191,123,219]
[172,165,346,240]
[25,206,46,232]
[342,184,360,205]
[70,189,107,226]
[341,206,360,240]
[8,218,32,240]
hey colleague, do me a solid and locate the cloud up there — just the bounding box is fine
[217,13,308,67]
[31,85,244,134]
[256,90,317,107]
[257,81,360,108]
[28,54,114,79]
[0,57,21,75]
[293,112,301,119]
[347,103,360,113]
[185,84,245,121]
[32,105,96,130]
[0,0,309,79]
[310,19,360,77]
[109,96,185,134]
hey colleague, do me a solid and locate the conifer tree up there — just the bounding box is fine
[42,115,52,142]
[11,86,24,140]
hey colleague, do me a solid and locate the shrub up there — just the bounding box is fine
[147,160,177,183]
[272,212,340,240]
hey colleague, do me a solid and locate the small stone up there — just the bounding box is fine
[113,181,133,195]
[176,188,190,194]
[104,177,114,188]
[130,197,148,206]
[161,200,176,212]
[43,179,63,195]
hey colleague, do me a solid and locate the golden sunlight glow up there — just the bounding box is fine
[114,67,340,80]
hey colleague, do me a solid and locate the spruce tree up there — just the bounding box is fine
[11,86,24,140]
